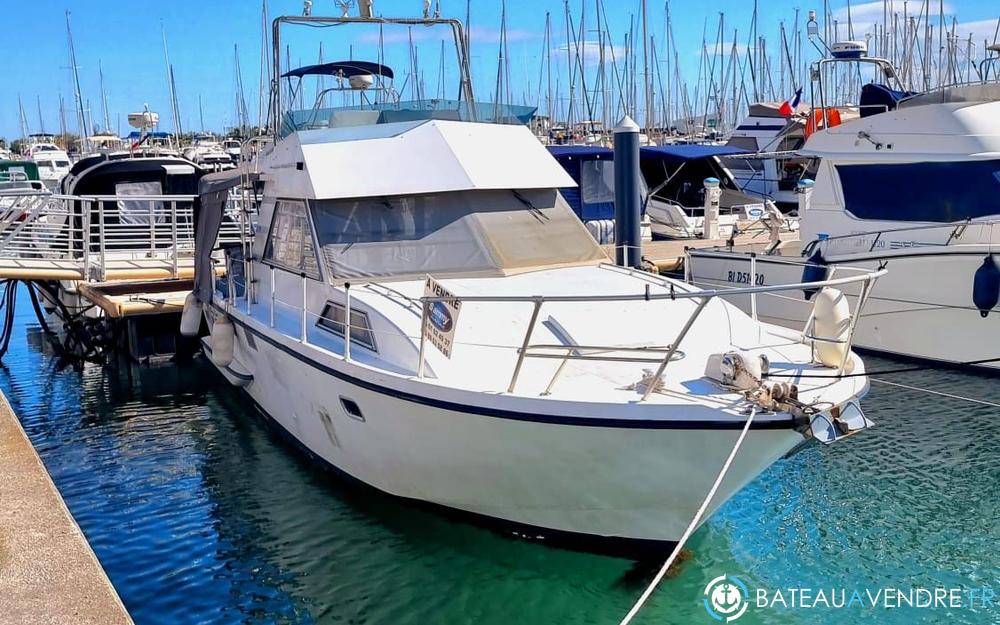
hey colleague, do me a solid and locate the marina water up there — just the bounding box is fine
[1,286,995,625]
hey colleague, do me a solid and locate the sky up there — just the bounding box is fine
[1,0,998,140]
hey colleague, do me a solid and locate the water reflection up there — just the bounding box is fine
[1,290,996,625]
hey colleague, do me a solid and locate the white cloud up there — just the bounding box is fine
[829,1,957,38]
[552,41,625,65]
[952,18,1000,46]
[353,28,443,45]
[469,25,539,44]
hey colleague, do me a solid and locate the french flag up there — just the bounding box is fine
[779,88,803,117]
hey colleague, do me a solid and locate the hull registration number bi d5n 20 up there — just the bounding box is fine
[727,270,765,286]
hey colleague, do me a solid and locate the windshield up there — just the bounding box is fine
[307,189,606,281]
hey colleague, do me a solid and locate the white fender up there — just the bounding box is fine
[812,287,853,371]
[180,292,203,337]
[210,315,235,368]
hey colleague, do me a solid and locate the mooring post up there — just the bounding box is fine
[613,115,642,269]
[702,177,721,240]
[797,178,815,214]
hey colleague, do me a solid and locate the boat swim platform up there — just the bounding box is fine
[78,279,196,318]
[607,228,800,273]
[0,389,135,625]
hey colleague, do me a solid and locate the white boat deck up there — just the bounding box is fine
[237,264,866,417]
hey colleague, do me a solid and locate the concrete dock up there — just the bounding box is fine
[0,391,134,625]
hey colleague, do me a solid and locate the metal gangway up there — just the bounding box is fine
[0,190,250,284]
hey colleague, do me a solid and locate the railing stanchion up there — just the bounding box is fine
[97,200,107,281]
[749,252,758,320]
[507,298,543,393]
[227,255,235,308]
[269,266,276,328]
[81,197,91,279]
[838,276,874,375]
[543,348,574,396]
[300,273,308,344]
[641,297,711,401]
[343,282,352,362]
[149,199,156,255]
[170,201,178,278]
[417,300,429,378]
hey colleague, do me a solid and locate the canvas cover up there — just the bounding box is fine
[193,169,242,303]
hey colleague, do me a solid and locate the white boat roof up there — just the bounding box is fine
[264,119,577,200]
[800,98,1000,159]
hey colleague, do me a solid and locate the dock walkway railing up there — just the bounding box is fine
[0,190,250,282]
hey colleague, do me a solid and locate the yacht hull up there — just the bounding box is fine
[687,248,1000,370]
[213,312,807,555]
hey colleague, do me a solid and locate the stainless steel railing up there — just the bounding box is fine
[802,218,1000,257]
[232,254,883,400]
[0,190,253,281]
[414,264,886,399]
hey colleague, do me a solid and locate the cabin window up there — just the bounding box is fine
[309,189,606,281]
[836,160,1000,222]
[579,160,616,205]
[727,136,759,151]
[263,199,321,278]
[316,301,377,351]
[116,181,165,225]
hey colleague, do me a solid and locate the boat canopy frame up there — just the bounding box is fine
[270,16,475,137]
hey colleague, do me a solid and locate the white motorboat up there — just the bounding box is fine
[25,134,72,190]
[184,14,881,556]
[183,134,234,171]
[640,144,778,240]
[222,139,242,163]
[724,102,815,212]
[688,42,1000,371]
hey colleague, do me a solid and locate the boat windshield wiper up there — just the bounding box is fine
[511,190,549,223]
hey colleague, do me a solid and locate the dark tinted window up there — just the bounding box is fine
[837,160,1000,222]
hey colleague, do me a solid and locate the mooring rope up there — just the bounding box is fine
[764,356,1000,379]
[617,407,758,625]
[870,378,1000,408]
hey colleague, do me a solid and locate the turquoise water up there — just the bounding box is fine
[1,290,996,625]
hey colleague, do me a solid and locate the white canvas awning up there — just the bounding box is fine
[264,119,576,200]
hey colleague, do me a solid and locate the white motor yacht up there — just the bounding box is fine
[688,42,1000,371]
[184,14,881,556]
[25,134,72,190]
[183,134,234,171]
[724,102,814,212]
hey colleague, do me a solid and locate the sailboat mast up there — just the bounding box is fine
[258,0,270,135]
[65,11,91,152]
[18,96,30,142]
[162,23,183,138]
[641,0,652,135]
[565,0,575,129]
[59,95,68,139]
[99,61,112,133]
[234,45,250,134]
[36,95,46,135]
